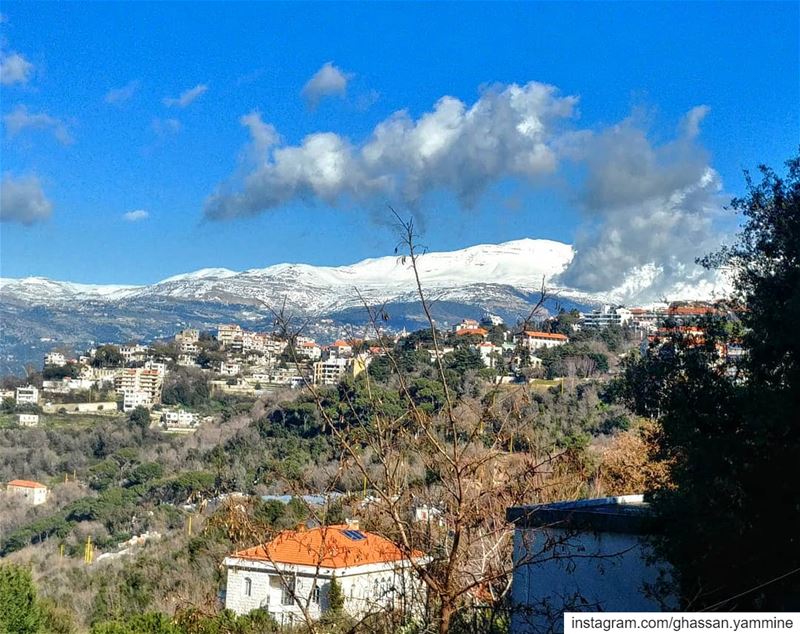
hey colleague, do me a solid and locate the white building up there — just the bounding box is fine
[15,386,39,405]
[217,324,243,348]
[517,331,568,351]
[220,361,241,376]
[122,390,153,412]
[6,479,49,506]
[506,495,677,633]
[476,342,502,368]
[328,340,353,359]
[223,524,424,625]
[119,344,148,364]
[42,378,94,393]
[18,413,39,426]
[44,351,66,367]
[161,409,199,431]
[175,328,200,343]
[453,318,480,332]
[313,357,351,386]
[581,305,633,329]
[115,368,163,409]
[296,340,322,361]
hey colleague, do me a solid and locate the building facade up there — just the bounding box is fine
[6,479,49,505]
[223,524,424,625]
[15,386,39,405]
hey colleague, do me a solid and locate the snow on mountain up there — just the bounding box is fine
[1,239,577,312]
[0,237,728,312]
[0,276,141,303]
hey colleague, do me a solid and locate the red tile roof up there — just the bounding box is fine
[455,327,488,337]
[231,525,423,569]
[523,331,568,341]
[7,479,47,489]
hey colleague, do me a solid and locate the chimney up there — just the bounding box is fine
[345,518,359,530]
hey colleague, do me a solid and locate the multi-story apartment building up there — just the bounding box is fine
[217,324,243,348]
[15,386,39,405]
[119,344,148,364]
[581,305,633,329]
[313,357,351,386]
[115,368,163,410]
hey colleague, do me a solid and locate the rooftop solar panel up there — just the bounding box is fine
[342,529,366,540]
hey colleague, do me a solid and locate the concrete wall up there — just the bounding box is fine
[511,527,676,634]
[43,401,118,414]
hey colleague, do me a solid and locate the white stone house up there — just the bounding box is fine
[44,351,67,367]
[517,330,569,351]
[15,385,39,405]
[223,524,425,626]
[161,409,199,430]
[506,495,676,633]
[18,413,39,426]
[6,479,49,505]
[476,342,502,368]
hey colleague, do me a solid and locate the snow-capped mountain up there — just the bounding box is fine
[0,237,728,374]
[0,239,576,312]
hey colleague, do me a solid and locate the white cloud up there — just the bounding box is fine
[163,84,208,108]
[557,107,724,301]
[204,82,726,300]
[3,105,74,144]
[204,81,578,219]
[151,117,182,137]
[302,62,353,108]
[123,209,149,222]
[0,173,53,225]
[0,51,34,85]
[105,80,140,105]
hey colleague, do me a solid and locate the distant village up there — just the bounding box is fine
[2,301,735,439]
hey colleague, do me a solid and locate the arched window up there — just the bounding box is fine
[244,577,252,597]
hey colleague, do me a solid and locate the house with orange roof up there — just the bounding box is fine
[516,330,569,351]
[328,339,353,359]
[223,522,425,624]
[6,479,49,505]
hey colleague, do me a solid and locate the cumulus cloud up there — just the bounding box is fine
[123,209,149,222]
[302,62,353,108]
[163,84,208,108]
[3,105,74,144]
[0,173,53,225]
[557,108,723,301]
[204,81,727,301]
[105,80,140,105]
[0,51,34,85]
[204,81,578,219]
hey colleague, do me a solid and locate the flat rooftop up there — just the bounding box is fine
[506,494,654,534]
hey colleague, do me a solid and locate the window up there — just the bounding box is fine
[312,584,320,604]
[281,576,296,606]
[244,577,252,597]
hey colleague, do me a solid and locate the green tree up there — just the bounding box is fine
[0,564,42,634]
[626,153,800,608]
[127,406,151,430]
[92,345,124,368]
[327,574,345,614]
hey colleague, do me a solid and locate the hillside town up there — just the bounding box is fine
[1,301,732,435]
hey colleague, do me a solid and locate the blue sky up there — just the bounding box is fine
[0,2,797,292]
